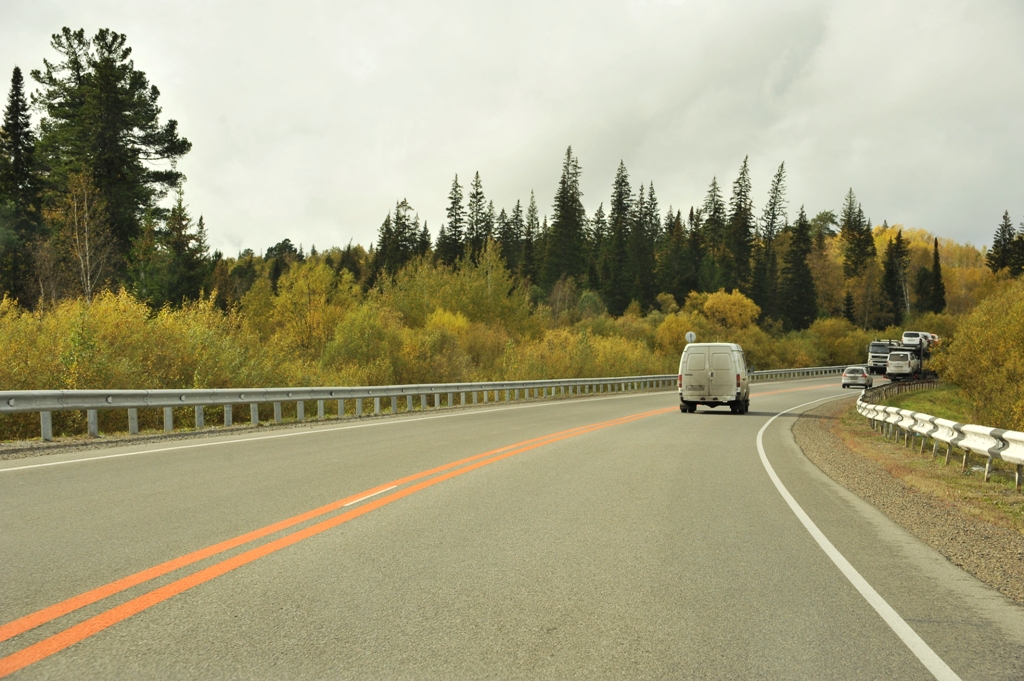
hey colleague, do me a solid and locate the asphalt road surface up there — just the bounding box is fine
[2,377,1023,679]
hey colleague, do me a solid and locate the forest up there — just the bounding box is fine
[1,28,1022,439]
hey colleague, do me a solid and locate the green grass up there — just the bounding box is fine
[880,383,975,424]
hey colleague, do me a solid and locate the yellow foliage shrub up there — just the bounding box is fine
[702,290,760,328]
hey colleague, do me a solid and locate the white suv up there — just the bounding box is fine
[901,331,926,348]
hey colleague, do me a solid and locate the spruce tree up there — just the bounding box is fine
[986,210,1016,273]
[587,202,607,289]
[724,157,755,293]
[497,202,524,272]
[881,230,910,325]
[839,189,875,278]
[464,171,487,261]
[752,161,786,320]
[656,208,687,304]
[700,177,726,290]
[32,28,191,279]
[625,181,656,309]
[542,147,587,290]
[600,161,633,315]
[686,207,705,293]
[520,191,540,283]
[159,191,212,306]
[843,290,857,324]
[778,206,817,330]
[436,175,465,266]
[0,66,43,303]
[930,237,945,312]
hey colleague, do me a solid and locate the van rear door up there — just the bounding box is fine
[710,349,734,398]
[682,348,708,398]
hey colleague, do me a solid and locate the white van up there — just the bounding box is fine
[677,342,750,414]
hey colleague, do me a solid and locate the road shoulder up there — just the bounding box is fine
[793,399,1024,607]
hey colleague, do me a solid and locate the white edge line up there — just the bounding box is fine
[0,388,675,474]
[757,394,961,681]
[342,486,398,507]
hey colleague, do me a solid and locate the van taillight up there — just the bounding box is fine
[677,374,682,388]
[736,373,740,388]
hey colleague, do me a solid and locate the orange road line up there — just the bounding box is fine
[0,407,672,677]
[0,418,627,645]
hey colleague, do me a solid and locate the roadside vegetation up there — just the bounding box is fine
[879,384,974,424]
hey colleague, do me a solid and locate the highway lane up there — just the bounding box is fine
[2,378,1024,678]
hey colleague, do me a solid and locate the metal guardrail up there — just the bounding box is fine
[855,382,1023,491]
[0,364,847,443]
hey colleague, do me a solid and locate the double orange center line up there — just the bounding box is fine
[0,405,674,677]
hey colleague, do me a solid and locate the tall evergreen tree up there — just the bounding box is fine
[587,202,607,289]
[700,177,726,290]
[656,208,687,304]
[600,161,633,315]
[779,206,817,330]
[724,157,755,293]
[810,210,837,249]
[839,189,875,278]
[464,172,487,261]
[160,192,212,306]
[929,237,945,312]
[986,210,1016,274]
[880,230,910,325]
[0,66,42,303]
[752,161,786,320]
[542,147,587,289]
[625,181,657,309]
[435,174,465,266]
[520,191,540,283]
[496,202,524,272]
[686,206,705,293]
[32,28,191,279]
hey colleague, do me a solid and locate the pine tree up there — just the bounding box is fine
[700,177,726,290]
[986,210,1016,274]
[752,161,786,321]
[686,207,705,293]
[416,220,431,257]
[810,210,837,250]
[843,290,856,324]
[839,189,875,278]
[779,206,817,330]
[496,203,524,272]
[520,191,540,283]
[436,175,465,266]
[881,230,910,325]
[656,208,687,304]
[625,181,656,309]
[0,66,43,303]
[464,172,487,262]
[542,147,587,290]
[930,237,945,312]
[32,28,191,279]
[160,194,212,306]
[600,161,633,315]
[724,157,755,293]
[587,202,607,289]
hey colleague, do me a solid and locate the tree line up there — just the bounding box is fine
[1,27,957,333]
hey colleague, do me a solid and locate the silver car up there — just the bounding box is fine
[841,366,873,389]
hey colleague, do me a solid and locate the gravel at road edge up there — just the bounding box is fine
[793,399,1024,606]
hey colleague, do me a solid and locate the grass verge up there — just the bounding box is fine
[879,382,975,424]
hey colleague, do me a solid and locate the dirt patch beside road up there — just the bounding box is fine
[794,399,1024,606]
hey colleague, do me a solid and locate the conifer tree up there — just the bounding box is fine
[752,161,786,320]
[686,207,705,293]
[587,202,607,288]
[986,210,1016,274]
[0,66,42,303]
[839,189,875,278]
[700,177,726,289]
[656,208,687,304]
[542,147,587,290]
[843,290,857,324]
[416,220,431,257]
[881,230,910,325]
[930,237,945,312]
[520,191,540,283]
[436,175,465,266]
[625,181,656,309]
[724,157,755,293]
[32,28,191,279]
[810,210,837,249]
[496,202,524,272]
[160,192,212,306]
[465,171,487,261]
[600,161,633,315]
[779,206,817,330]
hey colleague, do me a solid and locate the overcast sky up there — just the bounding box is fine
[2,0,1022,255]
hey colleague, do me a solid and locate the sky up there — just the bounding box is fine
[2,0,1022,255]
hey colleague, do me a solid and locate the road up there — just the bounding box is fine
[2,377,1023,679]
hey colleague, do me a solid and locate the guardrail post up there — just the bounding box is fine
[87,409,99,437]
[338,399,345,418]
[318,400,325,419]
[250,403,259,425]
[473,391,478,404]
[224,404,233,427]
[40,411,52,441]
[273,402,282,423]
[163,407,173,433]
[356,398,363,417]
[195,405,204,429]
[447,392,453,408]
[460,392,466,406]
[374,397,381,415]
[505,389,510,401]
[297,401,304,421]
[128,408,139,434]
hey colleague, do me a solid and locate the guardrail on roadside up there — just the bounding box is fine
[0,364,847,443]
[855,382,1023,492]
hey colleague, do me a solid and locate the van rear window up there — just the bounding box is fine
[686,354,705,371]
[711,353,731,371]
